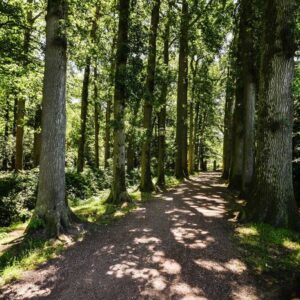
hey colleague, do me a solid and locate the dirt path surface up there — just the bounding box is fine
[1,173,262,300]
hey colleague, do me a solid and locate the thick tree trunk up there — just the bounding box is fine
[140,0,160,192]
[94,67,100,169]
[31,0,70,237]
[77,57,91,173]
[156,17,170,189]
[107,0,131,204]
[175,0,189,179]
[228,32,245,190]
[222,68,234,180]
[32,105,42,167]
[246,0,298,228]
[240,0,256,196]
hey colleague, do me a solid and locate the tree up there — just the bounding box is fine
[140,0,160,192]
[107,0,131,204]
[240,0,257,196]
[30,0,71,237]
[156,3,171,189]
[15,0,34,171]
[175,0,189,179]
[245,0,299,228]
[77,6,100,172]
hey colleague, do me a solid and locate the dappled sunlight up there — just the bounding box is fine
[1,174,261,299]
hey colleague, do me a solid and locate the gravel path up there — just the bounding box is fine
[1,173,262,300]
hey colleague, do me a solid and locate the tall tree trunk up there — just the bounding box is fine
[32,105,42,167]
[77,6,100,172]
[240,0,256,196]
[188,58,199,175]
[246,0,298,228]
[228,31,245,190]
[107,0,131,203]
[77,57,91,172]
[193,101,200,172]
[156,11,170,189]
[94,67,100,168]
[15,2,32,171]
[31,0,70,237]
[104,38,116,168]
[222,68,235,180]
[140,0,160,192]
[175,0,189,179]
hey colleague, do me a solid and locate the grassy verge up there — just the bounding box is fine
[235,223,300,277]
[0,175,182,287]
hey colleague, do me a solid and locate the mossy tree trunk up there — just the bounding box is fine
[107,0,131,204]
[246,0,298,228]
[175,0,189,179]
[31,0,71,237]
[140,0,160,192]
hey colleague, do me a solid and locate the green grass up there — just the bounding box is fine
[71,193,138,225]
[235,223,300,277]
[0,237,66,286]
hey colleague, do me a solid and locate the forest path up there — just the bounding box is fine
[1,173,262,300]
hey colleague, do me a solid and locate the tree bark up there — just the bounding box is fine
[175,0,189,179]
[222,68,235,180]
[240,0,256,196]
[107,0,131,203]
[31,0,70,237]
[246,0,298,228]
[104,37,116,168]
[188,57,199,175]
[156,10,170,189]
[77,57,91,172]
[140,0,160,192]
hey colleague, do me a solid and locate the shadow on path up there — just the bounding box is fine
[1,173,262,300]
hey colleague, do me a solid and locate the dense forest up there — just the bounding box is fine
[0,0,300,298]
